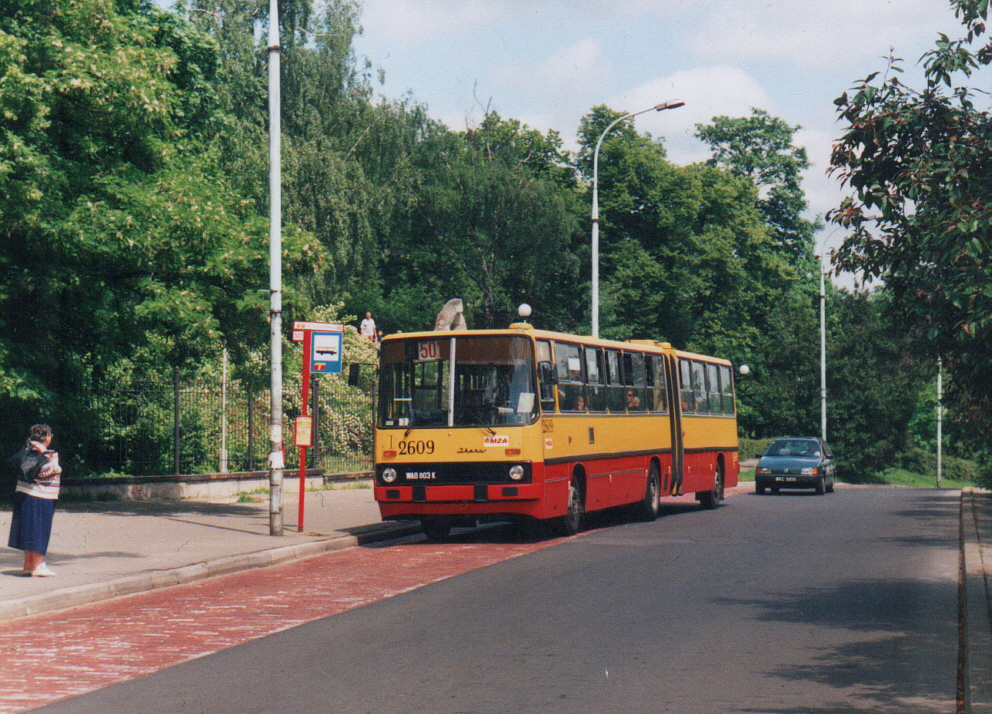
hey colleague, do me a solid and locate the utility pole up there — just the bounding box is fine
[267,0,284,535]
[936,358,943,489]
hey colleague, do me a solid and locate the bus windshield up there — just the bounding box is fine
[379,335,537,428]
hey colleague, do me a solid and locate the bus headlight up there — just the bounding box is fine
[382,467,398,483]
[509,465,524,481]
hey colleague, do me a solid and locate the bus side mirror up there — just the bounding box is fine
[539,362,557,385]
[348,363,361,386]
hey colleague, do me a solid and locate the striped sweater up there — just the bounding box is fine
[14,440,62,500]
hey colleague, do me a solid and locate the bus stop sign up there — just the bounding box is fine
[310,331,342,373]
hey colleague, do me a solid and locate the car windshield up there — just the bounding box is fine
[378,335,537,428]
[765,439,820,458]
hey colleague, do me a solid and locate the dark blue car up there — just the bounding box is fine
[755,437,836,495]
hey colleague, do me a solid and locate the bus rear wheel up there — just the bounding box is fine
[700,462,724,510]
[420,517,452,542]
[637,464,661,521]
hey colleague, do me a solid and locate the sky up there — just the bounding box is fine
[349,0,981,283]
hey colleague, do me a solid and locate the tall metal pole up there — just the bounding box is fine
[937,357,943,489]
[267,0,284,536]
[819,256,827,443]
[220,347,228,473]
[591,100,684,338]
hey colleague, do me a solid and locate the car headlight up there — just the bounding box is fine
[756,467,770,475]
[801,467,818,475]
[509,465,524,481]
[382,467,398,483]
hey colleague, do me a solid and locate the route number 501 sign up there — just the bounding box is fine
[417,340,441,362]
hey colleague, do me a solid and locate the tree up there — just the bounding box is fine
[575,107,793,350]
[826,291,929,479]
[696,109,820,266]
[387,113,582,330]
[0,0,325,451]
[828,0,992,444]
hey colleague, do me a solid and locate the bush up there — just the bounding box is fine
[895,448,979,483]
[739,437,773,461]
[977,458,992,490]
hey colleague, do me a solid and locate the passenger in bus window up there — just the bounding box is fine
[574,394,586,411]
[625,390,641,410]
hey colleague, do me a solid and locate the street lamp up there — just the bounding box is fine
[591,100,685,338]
[814,229,840,444]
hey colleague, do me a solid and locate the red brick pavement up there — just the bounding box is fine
[0,534,562,714]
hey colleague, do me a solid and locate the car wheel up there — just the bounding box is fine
[755,480,766,495]
[815,475,826,495]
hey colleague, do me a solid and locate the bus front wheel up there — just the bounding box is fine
[558,479,583,537]
[421,517,452,542]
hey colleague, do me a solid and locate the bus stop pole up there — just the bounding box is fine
[298,331,312,533]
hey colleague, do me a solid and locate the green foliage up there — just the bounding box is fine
[0,0,968,482]
[826,291,929,480]
[895,447,980,483]
[829,1,992,442]
[738,437,774,461]
[697,109,820,265]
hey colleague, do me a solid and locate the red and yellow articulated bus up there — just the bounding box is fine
[374,319,739,540]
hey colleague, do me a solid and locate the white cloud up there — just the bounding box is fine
[607,66,774,164]
[689,0,961,71]
[537,39,610,98]
[358,0,501,46]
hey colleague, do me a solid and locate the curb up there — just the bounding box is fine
[0,521,422,624]
[963,488,992,713]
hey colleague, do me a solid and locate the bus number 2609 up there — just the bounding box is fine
[398,440,435,456]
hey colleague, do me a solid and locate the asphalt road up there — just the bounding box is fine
[33,488,960,714]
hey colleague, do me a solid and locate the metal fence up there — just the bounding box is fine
[77,361,377,477]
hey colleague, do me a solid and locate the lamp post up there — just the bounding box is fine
[937,357,943,488]
[591,100,685,338]
[813,230,840,444]
[817,249,827,443]
[267,0,284,536]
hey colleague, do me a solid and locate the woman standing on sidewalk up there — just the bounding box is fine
[7,424,61,577]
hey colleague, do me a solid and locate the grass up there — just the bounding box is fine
[737,466,976,490]
[233,479,371,502]
[871,467,975,490]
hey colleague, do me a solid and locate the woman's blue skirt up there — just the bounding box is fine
[8,492,56,555]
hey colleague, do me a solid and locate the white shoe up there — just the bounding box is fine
[30,563,56,577]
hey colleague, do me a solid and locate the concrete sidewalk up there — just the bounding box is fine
[0,481,419,622]
[963,488,992,713]
[1,482,990,712]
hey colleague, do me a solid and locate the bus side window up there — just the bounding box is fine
[605,350,624,413]
[536,340,555,413]
[679,359,695,414]
[692,361,708,415]
[626,352,647,412]
[556,342,586,412]
[719,364,735,415]
[647,355,668,413]
[706,362,721,415]
[585,347,606,412]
